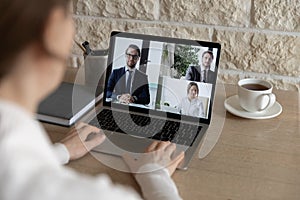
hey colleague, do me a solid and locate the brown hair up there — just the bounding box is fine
[187,82,199,95]
[0,0,71,79]
[125,44,141,57]
[202,50,214,60]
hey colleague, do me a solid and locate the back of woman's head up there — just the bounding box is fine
[0,0,70,79]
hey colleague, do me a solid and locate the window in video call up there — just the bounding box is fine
[105,36,219,119]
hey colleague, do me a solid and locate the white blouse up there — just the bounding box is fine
[178,97,205,118]
[0,100,182,200]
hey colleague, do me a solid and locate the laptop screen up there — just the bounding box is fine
[103,31,221,124]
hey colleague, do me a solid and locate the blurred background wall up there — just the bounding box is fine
[69,0,300,91]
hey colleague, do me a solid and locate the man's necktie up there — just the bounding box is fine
[203,70,207,83]
[125,70,133,94]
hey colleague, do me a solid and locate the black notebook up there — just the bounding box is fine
[37,82,102,126]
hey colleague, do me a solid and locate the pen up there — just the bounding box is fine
[81,41,92,55]
[74,40,86,53]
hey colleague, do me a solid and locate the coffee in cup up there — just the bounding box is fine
[238,78,276,112]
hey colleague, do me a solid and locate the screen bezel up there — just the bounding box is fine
[102,31,221,125]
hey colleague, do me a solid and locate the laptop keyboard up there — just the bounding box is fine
[89,109,202,146]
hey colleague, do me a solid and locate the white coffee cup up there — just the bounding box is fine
[238,78,276,112]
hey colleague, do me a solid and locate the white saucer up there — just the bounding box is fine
[224,95,282,119]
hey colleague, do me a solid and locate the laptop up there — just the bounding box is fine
[88,31,221,170]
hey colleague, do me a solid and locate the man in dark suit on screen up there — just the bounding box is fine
[185,50,216,84]
[106,44,150,105]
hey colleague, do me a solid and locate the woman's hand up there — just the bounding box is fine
[60,122,105,160]
[123,141,184,176]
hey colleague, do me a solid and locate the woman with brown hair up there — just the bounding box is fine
[0,0,183,199]
[178,82,205,118]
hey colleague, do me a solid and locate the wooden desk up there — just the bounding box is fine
[43,84,300,200]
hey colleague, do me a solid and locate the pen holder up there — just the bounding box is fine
[84,49,108,92]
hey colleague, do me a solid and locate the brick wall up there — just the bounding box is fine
[71,0,300,91]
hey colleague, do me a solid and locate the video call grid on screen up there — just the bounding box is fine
[103,32,221,122]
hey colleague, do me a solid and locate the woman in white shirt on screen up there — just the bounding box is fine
[0,1,184,200]
[178,82,205,118]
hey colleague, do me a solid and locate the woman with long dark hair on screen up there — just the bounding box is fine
[0,0,184,199]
